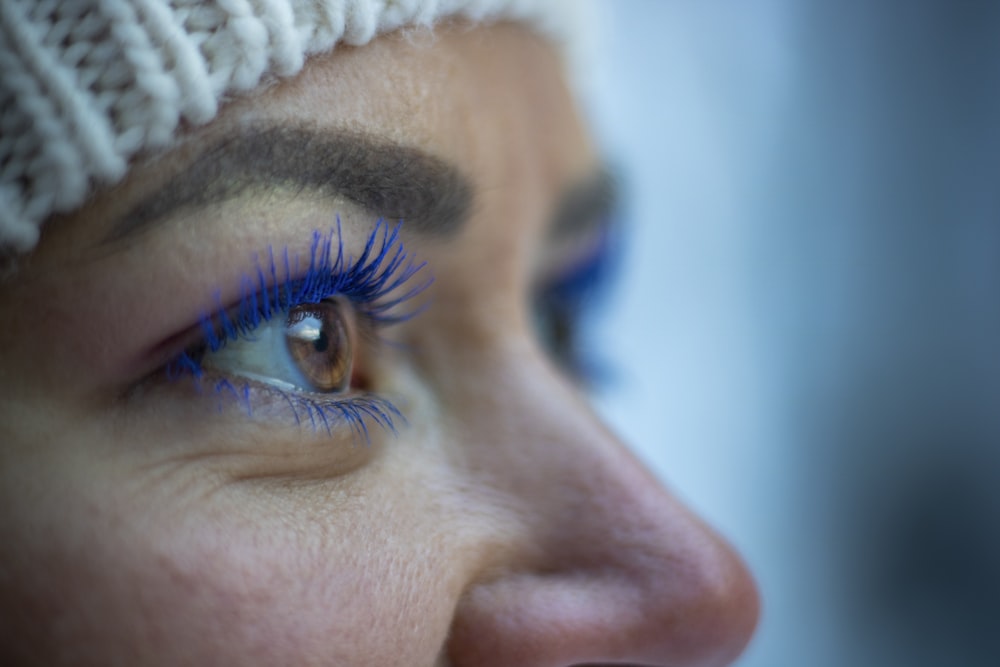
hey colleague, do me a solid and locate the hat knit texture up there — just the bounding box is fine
[0,0,588,253]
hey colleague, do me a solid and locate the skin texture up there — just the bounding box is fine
[0,23,758,667]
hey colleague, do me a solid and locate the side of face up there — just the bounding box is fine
[0,23,758,667]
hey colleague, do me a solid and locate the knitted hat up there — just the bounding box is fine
[0,0,592,254]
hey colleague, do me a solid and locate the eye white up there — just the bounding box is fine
[204,313,314,392]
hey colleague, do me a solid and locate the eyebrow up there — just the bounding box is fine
[103,126,474,244]
[548,168,619,242]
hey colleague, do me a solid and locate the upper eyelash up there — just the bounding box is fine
[542,223,618,299]
[168,218,430,379]
[542,246,611,304]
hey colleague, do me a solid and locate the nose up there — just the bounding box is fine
[443,342,759,667]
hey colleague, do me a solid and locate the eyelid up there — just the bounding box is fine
[159,367,404,440]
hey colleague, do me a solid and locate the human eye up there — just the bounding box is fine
[163,219,429,438]
[532,223,619,384]
[205,297,357,394]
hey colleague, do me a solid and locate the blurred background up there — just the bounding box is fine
[586,1,1000,666]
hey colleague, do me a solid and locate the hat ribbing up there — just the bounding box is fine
[0,0,590,253]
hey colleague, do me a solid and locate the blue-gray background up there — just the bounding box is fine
[586,2,1000,665]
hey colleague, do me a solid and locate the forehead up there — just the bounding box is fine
[236,22,594,180]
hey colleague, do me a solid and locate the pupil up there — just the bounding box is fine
[313,331,329,353]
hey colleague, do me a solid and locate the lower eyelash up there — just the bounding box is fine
[203,374,403,442]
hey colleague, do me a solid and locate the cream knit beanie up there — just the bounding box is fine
[0,0,592,254]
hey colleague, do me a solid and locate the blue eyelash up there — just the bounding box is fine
[211,377,403,442]
[544,241,613,304]
[166,218,429,437]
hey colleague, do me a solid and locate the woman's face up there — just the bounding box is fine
[0,23,757,667]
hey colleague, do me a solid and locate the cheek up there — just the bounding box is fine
[0,442,463,667]
[120,521,455,666]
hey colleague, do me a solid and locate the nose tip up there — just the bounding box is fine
[571,469,761,667]
[645,513,760,666]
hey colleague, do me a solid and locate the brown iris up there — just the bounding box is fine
[284,299,353,393]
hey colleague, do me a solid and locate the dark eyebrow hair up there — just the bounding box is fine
[548,168,619,241]
[103,126,474,244]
